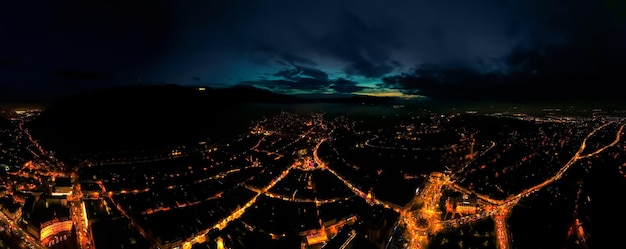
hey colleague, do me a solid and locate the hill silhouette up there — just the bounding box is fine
[27,84,303,156]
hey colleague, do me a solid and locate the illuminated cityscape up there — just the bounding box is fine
[2,1,625,248]
[0,100,618,249]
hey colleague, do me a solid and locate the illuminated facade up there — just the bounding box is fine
[445,194,479,215]
[40,217,73,242]
[456,202,478,215]
[20,195,72,242]
[52,177,72,196]
[306,231,328,246]
[303,215,357,247]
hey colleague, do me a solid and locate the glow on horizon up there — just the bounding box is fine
[354,88,427,99]
[179,61,426,99]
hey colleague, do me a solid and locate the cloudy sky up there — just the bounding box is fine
[1,0,625,102]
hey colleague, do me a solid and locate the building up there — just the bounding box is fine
[52,177,72,196]
[366,205,398,249]
[445,194,479,216]
[20,194,72,245]
[40,217,73,247]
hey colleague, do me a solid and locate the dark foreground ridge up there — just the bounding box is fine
[29,82,621,158]
[27,84,403,157]
[28,84,294,155]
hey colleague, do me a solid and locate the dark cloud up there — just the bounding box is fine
[2,0,626,101]
[377,0,626,102]
[250,67,365,94]
[53,69,110,81]
[246,66,332,92]
[274,66,328,81]
[382,69,528,102]
[1,0,173,99]
[49,69,114,97]
[314,10,401,78]
[383,54,625,103]
[0,58,25,67]
[330,78,366,93]
[249,43,317,67]
[246,78,330,92]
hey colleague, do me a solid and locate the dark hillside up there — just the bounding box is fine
[27,84,301,156]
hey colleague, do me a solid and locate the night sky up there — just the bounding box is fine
[1,0,625,102]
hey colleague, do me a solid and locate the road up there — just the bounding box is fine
[13,115,96,249]
[16,113,618,249]
[69,173,94,249]
[397,120,625,249]
[0,208,46,249]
